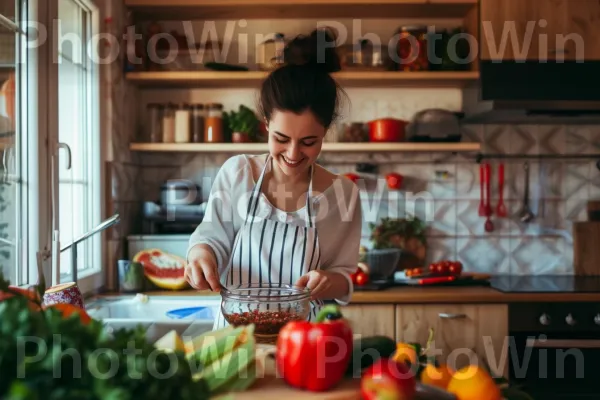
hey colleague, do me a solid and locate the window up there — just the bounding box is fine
[0,0,34,287]
[0,0,103,292]
[56,0,101,289]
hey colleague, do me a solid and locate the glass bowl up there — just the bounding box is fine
[221,283,311,344]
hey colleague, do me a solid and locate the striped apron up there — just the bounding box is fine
[213,154,323,330]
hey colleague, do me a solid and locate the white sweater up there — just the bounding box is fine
[187,154,362,304]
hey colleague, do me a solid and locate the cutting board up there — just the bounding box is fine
[394,272,491,286]
[574,222,600,275]
[216,345,458,400]
[215,345,361,400]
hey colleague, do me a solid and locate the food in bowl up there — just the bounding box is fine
[224,309,304,335]
[220,284,311,343]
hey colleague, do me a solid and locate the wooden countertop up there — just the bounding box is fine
[104,286,600,304]
[350,286,600,303]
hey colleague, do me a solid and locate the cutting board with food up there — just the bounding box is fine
[217,344,462,400]
[216,344,363,400]
[395,260,491,286]
[149,300,528,400]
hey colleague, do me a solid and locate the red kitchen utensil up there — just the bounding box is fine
[496,163,507,217]
[484,163,494,232]
[417,276,458,285]
[478,164,485,216]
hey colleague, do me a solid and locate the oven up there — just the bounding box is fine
[508,302,600,399]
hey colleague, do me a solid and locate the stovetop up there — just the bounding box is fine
[490,275,600,293]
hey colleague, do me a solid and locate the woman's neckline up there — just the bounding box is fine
[246,153,333,214]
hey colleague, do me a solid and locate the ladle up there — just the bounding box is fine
[519,162,535,223]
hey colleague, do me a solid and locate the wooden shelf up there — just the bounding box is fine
[126,70,479,89]
[130,142,481,153]
[125,0,478,20]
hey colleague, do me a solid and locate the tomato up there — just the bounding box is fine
[355,271,369,286]
[386,173,403,190]
[344,173,360,183]
[428,260,463,276]
[448,261,463,276]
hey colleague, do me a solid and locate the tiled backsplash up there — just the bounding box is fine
[101,16,600,279]
[120,123,600,276]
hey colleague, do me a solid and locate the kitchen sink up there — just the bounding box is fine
[85,294,221,342]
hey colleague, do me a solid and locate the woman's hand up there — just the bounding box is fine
[185,244,222,292]
[295,270,350,300]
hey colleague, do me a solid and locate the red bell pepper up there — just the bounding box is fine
[276,304,354,392]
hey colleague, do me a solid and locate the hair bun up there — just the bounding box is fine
[283,28,341,73]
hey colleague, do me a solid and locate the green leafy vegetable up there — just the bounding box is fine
[0,273,210,400]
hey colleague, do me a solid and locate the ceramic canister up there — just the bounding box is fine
[43,282,85,309]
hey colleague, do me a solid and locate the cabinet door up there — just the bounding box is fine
[480,0,568,61]
[564,0,600,60]
[396,304,508,378]
[342,305,395,338]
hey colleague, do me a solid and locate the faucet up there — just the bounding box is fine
[58,213,121,282]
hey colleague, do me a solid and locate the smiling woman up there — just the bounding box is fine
[185,28,362,331]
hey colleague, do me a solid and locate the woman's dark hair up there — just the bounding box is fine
[258,29,346,130]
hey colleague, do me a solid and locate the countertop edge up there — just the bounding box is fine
[94,287,600,304]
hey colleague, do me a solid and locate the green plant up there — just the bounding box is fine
[368,216,427,250]
[224,105,260,138]
[0,273,210,400]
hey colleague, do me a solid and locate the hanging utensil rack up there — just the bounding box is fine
[473,153,600,170]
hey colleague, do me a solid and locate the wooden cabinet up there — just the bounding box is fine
[396,304,508,378]
[563,1,600,60]
[480,0,600,61]
[344,302,509,378]
[341,304,395,339]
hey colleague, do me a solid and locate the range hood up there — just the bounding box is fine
[463,60,600,123]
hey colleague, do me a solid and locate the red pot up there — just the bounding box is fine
[367,118,407,142]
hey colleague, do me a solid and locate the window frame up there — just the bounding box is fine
[0,0,48,288]
[50,0,104,294]
[5,0,105,294]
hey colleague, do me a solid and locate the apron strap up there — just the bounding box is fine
[305,164,314,228]
[245,154,271,224]
[246,154,316,228]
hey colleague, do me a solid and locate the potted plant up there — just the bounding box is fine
[224,105,260,143]
[368,216,427,270]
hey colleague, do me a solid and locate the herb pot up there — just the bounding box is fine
[367,118,407,142]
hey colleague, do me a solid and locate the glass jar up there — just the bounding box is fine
[190,104,206,143]
[162,103,176,143]
[147,103,163,142]
[396,25,429,71]
[204,103,224,143]
[174,103,191,143]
